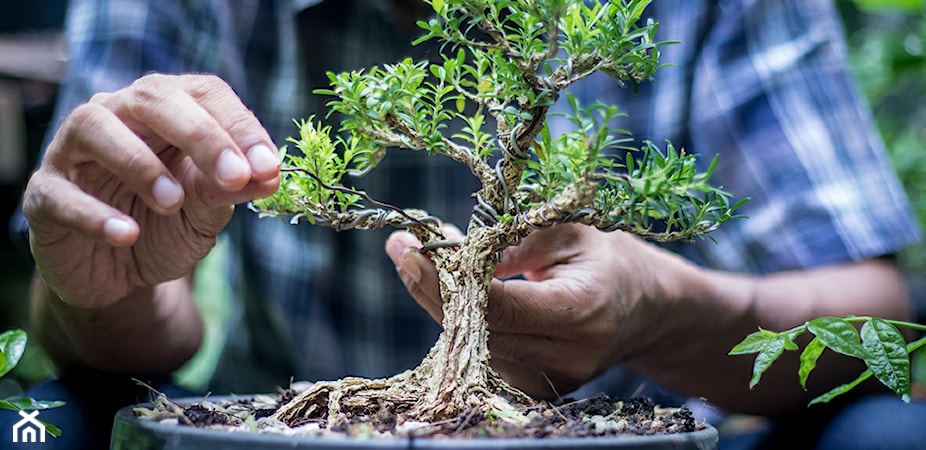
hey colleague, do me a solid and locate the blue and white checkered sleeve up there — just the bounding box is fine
[682,0,920,274]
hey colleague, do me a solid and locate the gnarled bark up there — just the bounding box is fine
[273,226,531,428]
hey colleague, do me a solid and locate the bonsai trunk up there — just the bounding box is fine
[410,227,508,419]
[273,226,531,427]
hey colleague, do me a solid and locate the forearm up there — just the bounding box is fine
[30,273,203,378]
[626,254,911,417]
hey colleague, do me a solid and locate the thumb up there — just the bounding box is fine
[385,231,444,322]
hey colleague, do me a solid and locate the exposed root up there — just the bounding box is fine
[273,364,534,431]
[134,389,705,439]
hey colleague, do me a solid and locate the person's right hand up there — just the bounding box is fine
[23,74,281,309]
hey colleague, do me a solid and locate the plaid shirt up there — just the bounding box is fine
[37,0,919,396]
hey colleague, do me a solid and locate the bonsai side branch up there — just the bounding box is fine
[278,167,444,238]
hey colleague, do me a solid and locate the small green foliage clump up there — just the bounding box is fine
[254,118,376,223]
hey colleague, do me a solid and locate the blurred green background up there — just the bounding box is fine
[837,0,926,395]
[0,0,924,396]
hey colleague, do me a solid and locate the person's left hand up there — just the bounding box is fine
[385,223,688,399]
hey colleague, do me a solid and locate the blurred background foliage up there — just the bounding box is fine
[838,0,926,271]
[836,0,926,395]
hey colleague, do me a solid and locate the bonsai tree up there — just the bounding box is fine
[251,0,743,429]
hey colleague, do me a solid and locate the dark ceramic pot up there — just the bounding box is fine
[110,398,718,450]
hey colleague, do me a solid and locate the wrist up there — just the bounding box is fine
[622,241,751,364]
[30,274,202,376]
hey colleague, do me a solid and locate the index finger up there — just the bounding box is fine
[119,74,279,190]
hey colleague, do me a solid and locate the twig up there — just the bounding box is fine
[133,378,195,426]
[281,167,443,238]
[539,373,568,423]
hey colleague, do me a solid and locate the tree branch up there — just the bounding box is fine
[279,167,444,238]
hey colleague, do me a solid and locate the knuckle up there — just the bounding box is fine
[187,74,232,100]
[22,173,55,220]
[87,91,113,106]
[177,117,221,146]
[128,73,172,110]
[192,77,263,143]
[224,108,261,138]
[132,75,223,146]
[121,147,158,176]
[60,103,106,147]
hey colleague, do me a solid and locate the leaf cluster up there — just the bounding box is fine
[0,329,64,437]
[251,118,372,221]
[522,96,745,239]
[730,316,926,406]
[251,0,744,245]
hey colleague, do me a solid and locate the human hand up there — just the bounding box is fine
[23,74,280,309]
[386,224,687,399]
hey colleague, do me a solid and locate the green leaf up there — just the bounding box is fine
[431,0,444,14]
[746,336,789,389]
[0,329,27,378]
[807,317,867,360]
[731,326,807,389]
[799,337,826,389]
[0,397,66,411]
[730,328,782,355]
[860,318,911,401]
[0,398,65,437]
[809,370,873,406]
[456,94,465,113]
[43,420,63,438]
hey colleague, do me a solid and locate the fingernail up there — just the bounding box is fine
[152,176,183,209]
[216,150,249,184]
[103,217,134,243]
[247,144,279,174]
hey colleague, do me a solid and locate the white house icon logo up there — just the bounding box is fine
[12,410,46,443]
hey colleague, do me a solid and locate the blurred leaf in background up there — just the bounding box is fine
[852,0,923,13]
[839,0,926,270]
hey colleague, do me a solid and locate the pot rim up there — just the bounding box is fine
[110,396,719,450]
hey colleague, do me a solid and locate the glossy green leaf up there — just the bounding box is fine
[0,402,66,438]
[456,94,465,113]
[809,370,873,406]
[807,317,867,359]
[799,337,826,390]
[860,318,911,401]
[43,420,63,438]
[0,397,66,411]
[747,335,789,389]
[729,328,779,355]
[731,326,800,353]
[0,329,27,378]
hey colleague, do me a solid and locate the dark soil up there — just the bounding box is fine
[136,388,704,439]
